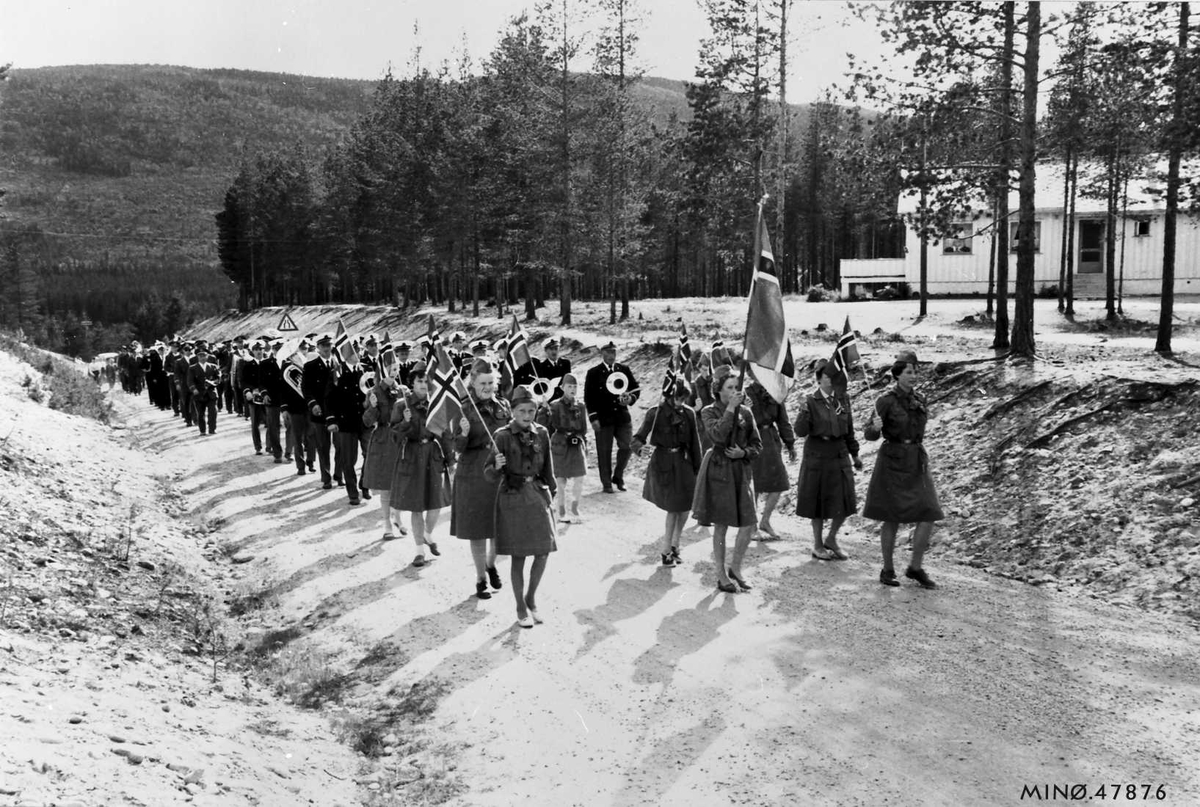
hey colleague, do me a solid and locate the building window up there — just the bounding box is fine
[1133,218,1151,237]
[1010,221,1041,253]
[942,223,973,255]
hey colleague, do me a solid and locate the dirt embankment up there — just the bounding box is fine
[0,345,363,805]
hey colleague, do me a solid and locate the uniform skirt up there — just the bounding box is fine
[495,483,557,556]
[691,449,756,528]
[862,443,944,523]
[451,448,500,541]
[751,425,790,493]
[642,447,696,512]
[361,428,400,491]
[795,438,857,519]
[390,440,452,512]
[550,433,588,479]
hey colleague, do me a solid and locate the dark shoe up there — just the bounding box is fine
[427,541,440,557]
[273,457,284,464]
[476,579,492,600]
[322,482,333,490]
[717,580,738,594]
[487,566,502,591]
[382,533,400,542]
[602,487,615,494]
[255,449,263,455]
[297,469,306,476]
[824,544,849,560]
[905,566,938,589]
[670,546,681,561]
[307,464,315,473]
[348,499,363,506]
[727,568,751,591]
[284,453,292,461]
[412,555,426,567]
[614,478,626,491]
[361,488,372,500]
[335,478,345,487]
[661,553,678,567]
[811,548,833,561]
[880,568,900,587]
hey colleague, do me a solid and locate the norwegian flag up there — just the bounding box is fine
[743,202,795,403]
[678,323,693,381]
[828,316,861,392]
[504,315,532,374]
[334,320,359,368]
[661,354,680,398]
[425,342,470,437]
[379,331,396,379]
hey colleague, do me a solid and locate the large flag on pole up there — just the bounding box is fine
[379,331,396,380]
[504,315,532,374]
[828,316,861,393]
[334,320,359,368]
[678,322,693,380]
[425,342,470,437]
[743,202,795,403]
[661,354,680,398]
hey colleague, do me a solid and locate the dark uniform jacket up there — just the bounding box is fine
[302,354,337,424]
[258,358,285,406]
[325,367,366,433]
[187,361,221,399]
[583,361,640,427]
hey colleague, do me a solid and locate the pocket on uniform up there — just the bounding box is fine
[708,458,730,483]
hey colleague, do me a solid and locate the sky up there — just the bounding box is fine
[0,0,888,102]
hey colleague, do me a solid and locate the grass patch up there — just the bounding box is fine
[0,333,114,424]
[245,635,351,708]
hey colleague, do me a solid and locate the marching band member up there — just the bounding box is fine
[632,379,702,566]
[451,360,511,598]
[533,337,571,402]
[260,340,286,463]
[583,340,640,493]
[540,372,587,522]
[391,375,452,567]
[795,359,862,561]
[692,365,762,593]
[187,343,221,436]
[863,350,944,589]
[485,385,557,628]
[281,342,316,475]
[242,341,268,456]
[325,355,367,506]
[302,334,341,488]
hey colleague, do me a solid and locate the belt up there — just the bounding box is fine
[664,446,683,453]
[419,437,432,444]
[807,435,841,442]
[520,475,535,482]
[885,439,922,445]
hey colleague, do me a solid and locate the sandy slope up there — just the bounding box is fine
[125,346,1200,804]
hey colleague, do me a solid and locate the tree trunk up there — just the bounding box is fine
[993,0,1016,351]
[1058,142,1071,312]
[1066,151,1077,316]
[987,199,997,317]
[1104,154,1117,321]
[1156,0,1187,353]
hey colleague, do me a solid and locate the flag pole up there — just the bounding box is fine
[461,388,501,453]
[739,193,771,390]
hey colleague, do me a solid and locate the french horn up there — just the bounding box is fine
[530,376,561,405]
[606,370,632,396]
[359,371,377,395]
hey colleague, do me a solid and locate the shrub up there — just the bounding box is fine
[0,333,113,424]
[806,285,842,303]
[1038,284,1060,299]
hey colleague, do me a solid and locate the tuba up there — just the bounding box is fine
[530,376,561,405]
[284,363,304,398]
[359,371,377,396]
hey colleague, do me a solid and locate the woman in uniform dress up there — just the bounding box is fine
[862,350,944,589]
[451,360,511,600]
[485,385,557,628]
[362,376,409,541]
[539,373,588,522]
[746,379,796,541]
[391,375,453,567]
[692,365,762,593]
[632,379,702,566]
[795,359,862,561]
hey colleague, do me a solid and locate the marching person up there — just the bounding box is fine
[360,334,381,374]
[391,375,452,567]
[303,334,339,489]
[583,340,640,493]
[242,341,268,455]
[174,342,195,427]
[148,342,170,411]
[692,365,762,593]
[485,385,557,628]
[533,337,571,402]
[231,336,249,419]
[539,372,588,522]
[324,355,367,506]
[260,341,286,464]
[281,344,316,476]
[632,379,702,566]
[363,375,409,538]
[187,344,221,436]
[394,341,415,388]
[863,350,944,589]
[493,339,515,401]
[747,378,797,541]
[217,340,235,414]
[451,360,511,598]
[795,359,863,561]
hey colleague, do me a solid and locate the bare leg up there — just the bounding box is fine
[670,511,688,550]
[388,504,408,535]
[712,525,730,585]
[810,518,825,552]
[758,491,782,537]
[511,556,528,618]
[525,554,548,611]
[470,539,488,580]
[569,477,583,515]
[910,522,933,569]
[486,538,498,570]
[729,525,754,577]
[556,478,568,518]
[379,491,394,537]
[824,517,847,551]
[423,508,442,540]
[409,512,426,553]
[880,521,899,571]
[661,513,679,557]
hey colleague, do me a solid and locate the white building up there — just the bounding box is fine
[839,162,1200,299]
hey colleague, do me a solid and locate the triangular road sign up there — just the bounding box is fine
[277,312,299,332]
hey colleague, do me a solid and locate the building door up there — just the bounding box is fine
[1078,220,1104,274]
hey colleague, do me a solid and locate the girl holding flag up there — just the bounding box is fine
[363,374,408,541]
[390,374,453,567]
[539,372,588,522]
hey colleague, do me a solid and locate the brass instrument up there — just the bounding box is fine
[530,376,561,405]
[359,371,377,396]
[284,364,304,398]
